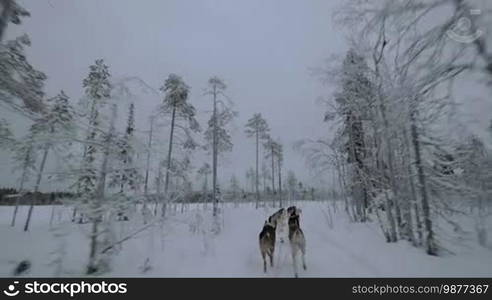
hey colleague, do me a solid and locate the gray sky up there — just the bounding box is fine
[2,0,347,190]
[1,0,491,192]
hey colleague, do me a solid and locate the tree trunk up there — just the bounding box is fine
[87,104,117,274]
[255,130,260,208]
[24,145,49,232]
[143,116,154,223]
[278,157,282,208]
[212,86,218,217]
[263,172,266,194]
[335,159,351,221]
[156,160,163,216]
[144,116,154,196]
[346,114,366,222]
[402,127,418,245]
[11,197,20,227]
[11,157,29,227]
[372,42,399,240]
[375,89,398,241]
[271,146,275,194]
[410,108,437,255]
[164,107,176,194]
[163,106,177,218]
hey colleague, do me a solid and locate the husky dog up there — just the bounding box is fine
[287,206,306,277]
[259,216,276,273]
[269,208,288,243]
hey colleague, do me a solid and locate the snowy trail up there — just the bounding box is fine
[113,202,492,277]
[301,203,383,276]
[120,202,492,277]
[1,202,492,277]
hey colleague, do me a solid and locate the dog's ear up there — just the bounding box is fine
[297,208,302,215]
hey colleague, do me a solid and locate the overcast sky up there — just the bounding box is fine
[4,0,489,192]
[1,0,349,190]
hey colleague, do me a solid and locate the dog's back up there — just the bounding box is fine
[287,206,306,277]
[288,214,305,250]
[270,208,288,242]
[259,218,276,273]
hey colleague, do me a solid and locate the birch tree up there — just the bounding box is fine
[312,0,486,254]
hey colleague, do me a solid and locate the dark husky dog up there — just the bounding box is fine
[259,216,276,273]
[287,206,306,277]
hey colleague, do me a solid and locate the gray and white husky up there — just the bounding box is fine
[287,206,306,277]
[270,208,289,243]
[259,216,277,273]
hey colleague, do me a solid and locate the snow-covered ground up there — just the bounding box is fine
[1,201,492,277]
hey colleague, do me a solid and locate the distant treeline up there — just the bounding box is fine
[0,188,75,206]
[0,187,325,206]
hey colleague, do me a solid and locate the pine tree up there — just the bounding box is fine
[335,49,374,223]
[263,138,279,197]
[245,113,270,209]
[76,59,112,206]
[0,118,14,150]
[287,171,297,202]
[197,163,211,192]
[204,76,236,218]
[10,132,36,227]
[0,34,47,113]
[261,162,270,194]
[263,137,283,207]
[76,60,113,271]
[245,167,256,194]
[143,115,155,197]
[110,103,139,193]
[87,102,117,274]
[229,175,241,207]
[24,91,75,231]
[276,142,284,207]
[159,74,200,216]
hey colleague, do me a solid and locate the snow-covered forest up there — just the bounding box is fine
[1,0,491,277]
